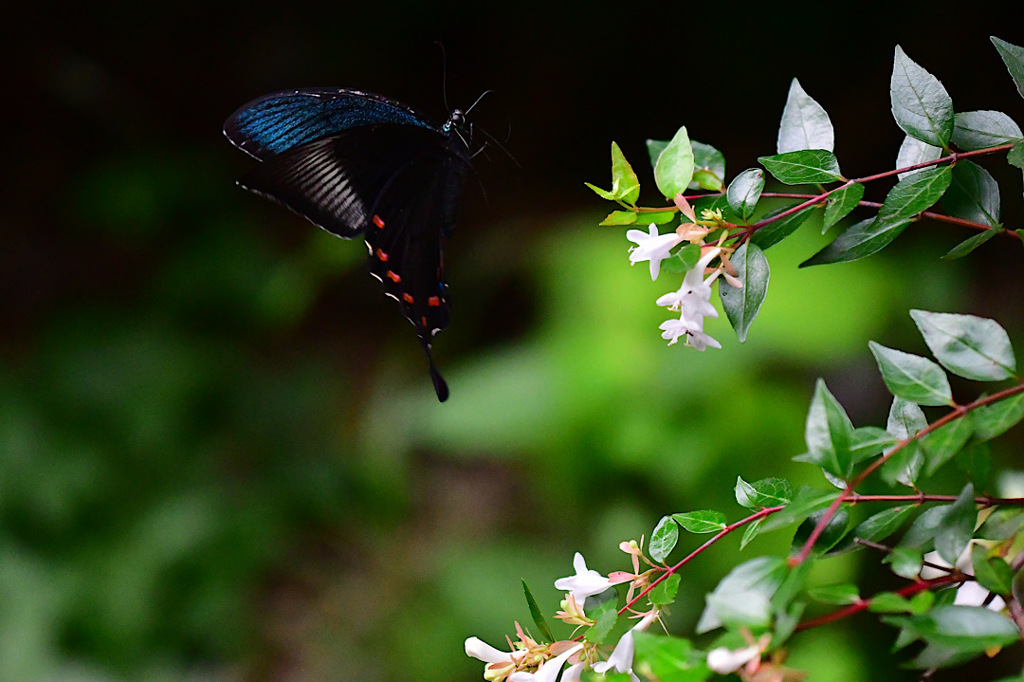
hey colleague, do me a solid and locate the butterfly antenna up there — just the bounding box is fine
[434,42,451,111]
[477,125,521,169]
[464,89,493,116]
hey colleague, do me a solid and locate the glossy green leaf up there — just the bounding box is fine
[720,242,769,343]
[808,583,860,605]
[971,392,1024,440]
[672,510,727,534]
[800,217,904,266]
[971,544,1013,595]
[585,603,619,644]
[587,141,640,204]
[777,78,834,153]
[881,397,927,487]
[896,135,943,180]
[978,507,1024,541]
[648,572,681,606]
[691,141,726,191]
[890,46,954,147]
[992,37,1024,100]
[743,477,794,508]
[910,310,1016,381]
[696,556,787,633]
[854,505,915,544]
[935,483,976,564]
[848,425,898,465]
[943,160,1000,226]
[522,580,555,642]
[750,204,816,250]
[758,486,837,533]
[740,518,763,550]
[650,515,679,562]
[802,379,855,478]
[726,168,765,221]
[792,507,851,555]
[822,182,864,232]
[884,546,923,579]
[923,416,974,475]
[632,631,708,682]
[883,605,1018,653]
[758,149,842,184]
[1009,142,1024,169]
[942,227,1001,259]
[655,126,694,200]
[600,210,638,225]
[869,591,918,613]
[869,342,953,406]
[952,110,1023,150]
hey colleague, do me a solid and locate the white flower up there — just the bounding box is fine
[627,224,683,281]
[591,611,658,682]
[554,552,613,603]
[706,644,761,674]
[656,247,721,351]
[465,637,514,664]
[920,544,1007,612]
[509,643,583,682]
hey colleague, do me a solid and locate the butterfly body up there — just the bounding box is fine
[224,88,472,401]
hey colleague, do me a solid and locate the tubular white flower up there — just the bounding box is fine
[592,611,658,681]
[626,224,683,281]
[554,552,613,603]
[465,637,512,664]
[706,645,761,674]
[509,643,583,682]
[656,247,721,350]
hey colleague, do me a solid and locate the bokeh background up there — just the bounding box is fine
[3,2,1024,680]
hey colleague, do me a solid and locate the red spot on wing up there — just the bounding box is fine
[427,296,441,307]
[386,270,401,283]
[375,248,388,262]
[373,215,385,229]
[403,293,415,304]
[421,315,428,327]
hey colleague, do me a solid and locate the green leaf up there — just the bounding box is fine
[922,416,974,475]
[646,139,668,167]
[726,168,765,221]
[777,78,835,153]
[643,210,678,225]
[902,505,947,553]
[808,583,860,605]
[883,605,1018,653]
[848,425,898,465]
[655,127,694,200]
[881,397,927,487]
[758,149,843,184]
[1010,142,1024,169]
[978,507,1024,541]
[650,515,679,562]
[935,483,976,565]
[792,507,851,555]
[890,45,954,147]
[803,163,949,267]
[868,341,953,406]
[740,518,763,550]
[942,227,1001,259]
[696,557,788,633]
[585,603,619,644]
[672,510,727,534]
[632,631,708,682]
[853,505,915,544]
[896,135,943,180]
[758,486,836,533]
[720,242,769,343]
[735,476,758,509]
[910,310,1016,381]
[802,379,855,479]
[587,141,640,203]
[750,204,816,250]
[660,243,702,275]
[953,110,1023,150]
[771,559,812,612]
[971,544,1014,595]
[648,572,682,607]
[822,183,864,232]
[959,441,991,489]
[870,591,918,613]
[747,477,794,507]
[691,141,726,191]
[943,160,1001,226]
[884,546,923,579]
[600,210,638,226]
[971,392,1024,440]
[522,580,555,642]
[992,37,1024,100]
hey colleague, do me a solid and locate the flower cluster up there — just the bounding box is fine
[466,550,661,682]
[625,197,738,351]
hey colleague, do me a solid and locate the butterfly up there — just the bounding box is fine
[223,88,476,402]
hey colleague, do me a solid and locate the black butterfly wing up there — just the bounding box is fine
[234,122,470,401]
[223,88,434,160]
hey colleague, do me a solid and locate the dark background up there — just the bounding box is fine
[2,2,1024,680]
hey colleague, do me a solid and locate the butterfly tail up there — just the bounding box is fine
[422,341,449,402]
